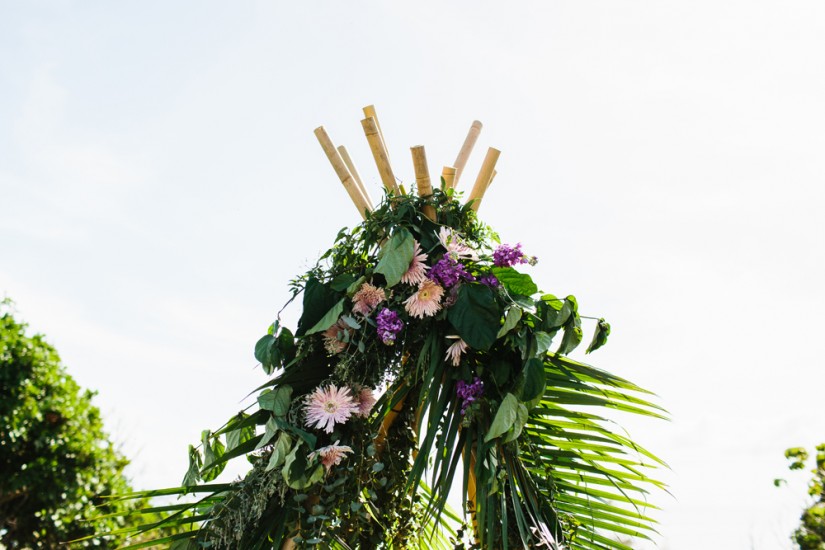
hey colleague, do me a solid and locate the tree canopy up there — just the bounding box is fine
[0,303,139,548]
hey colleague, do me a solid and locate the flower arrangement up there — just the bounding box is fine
[104,110,665,550]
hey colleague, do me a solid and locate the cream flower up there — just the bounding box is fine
[404,279,444,318]
[351,283,386,316]
[437,227,478,261]
[355,386,377,417]
[401,240,429,285]
[304,385,358,433]
[308,441,354,472]
[445,337,468,366]
[323,319,350,355]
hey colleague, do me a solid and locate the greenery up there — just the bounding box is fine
[104,187,665,549]
[780,444,825,549]
[0,302,141,549]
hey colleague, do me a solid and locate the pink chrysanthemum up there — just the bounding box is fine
[437,227,478,261]
[323,319,350,355]
[355,387,376,417]
[401,241,429,285]
[308,440,354,472]
[351,283,386,316]
[445,337,468,366]
[404,279,444,318]
[304,385,358,434]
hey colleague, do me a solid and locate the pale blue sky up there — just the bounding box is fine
[2,2,825,548]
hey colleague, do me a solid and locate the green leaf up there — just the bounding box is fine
[541,294,563,311]
[266,432,293,472]
[497,306,522,338]
[586,318,611,354]
[374,228,415,287]
[278,327,296,364]
[485,393,519,442]
[258,385,293,417]
[225,413,255,452]
[448,284,502,351]
[296,278,341,337]
[305,298,345,336]
[182,445,202,487]
[534,331,554,356]
[519,359,546,402]
[492,267,538,296]
[254,334,279,374]
[330,273,359,292]
[201,431,226,482]
[257,415,280,449]
[557,314,583,355]
[504,403,528,443]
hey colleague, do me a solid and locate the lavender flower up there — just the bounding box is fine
[493,243,531,268]
[479,274,500,288]
[376,308,404,345]
[429,257,474,288]
[456,377,484,415]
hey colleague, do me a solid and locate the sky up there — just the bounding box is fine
[2,2,824,548]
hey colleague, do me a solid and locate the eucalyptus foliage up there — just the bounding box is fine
[103,189,665,549]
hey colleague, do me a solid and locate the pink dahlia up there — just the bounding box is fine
[437,227,478,261]
[355,386,376,417]
[351,283,386,316]
[309,441,354,472]
[404,279,444,318]
[401,240,429,285]
[445,337,468,366]
[304,385,358,434]
[323,319,350,355]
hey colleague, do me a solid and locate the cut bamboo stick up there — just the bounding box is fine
[313,126,371,219]
[441,166,456,191]
[410,145,436,221]
[361,117,399,195]
[453,120,483,188]
[337,145,372,209]
[468,147,500,212]
[363,104,390,163]
[471,169,498,211]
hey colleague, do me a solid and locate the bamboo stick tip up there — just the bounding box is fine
[471,120,483,130]
[361,117,379,133]
[442,166,456,174]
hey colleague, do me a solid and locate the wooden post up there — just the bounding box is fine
[410,145,436,221]
[453,120,483,188]
[467,147,500,212]
[337,145,373,210]
[313,126,371,219]
[362,117,399,196]
[441,166,456,191]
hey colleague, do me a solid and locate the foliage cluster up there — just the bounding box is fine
[782,445,825,549]
[105,188,665,549]
[0,303,141,549]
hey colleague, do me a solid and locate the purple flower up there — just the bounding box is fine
[429,257,474,288]
[479,274,500,288]
[456,377,484,415]
[376,308,404,345]
[493,243,530,268]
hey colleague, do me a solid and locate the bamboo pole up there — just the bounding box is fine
[361,117,399,195]
[467,147,500,212]
[441,166,456,191]
[313,126,371,219]
[453,120,483,188]
[362,104,390,163]
[410,145,436,221]
[337,145,373,209]
[470,169,498,212]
